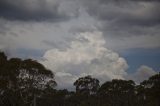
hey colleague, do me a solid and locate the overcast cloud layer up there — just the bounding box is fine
[0,0,159,89]
[1,0,160,51]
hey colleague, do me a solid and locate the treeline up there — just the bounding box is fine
[0,52,160,106]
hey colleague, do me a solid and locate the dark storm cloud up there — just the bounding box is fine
[0,0,160,53]
[61,0,160,51]
[84,0,160,26]
[80,0,160,34]
[0,0,76,22]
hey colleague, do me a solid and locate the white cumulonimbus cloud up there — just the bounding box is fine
[41,31,128,90]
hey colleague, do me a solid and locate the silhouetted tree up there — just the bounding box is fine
[1,51,160,106]
[74,75,100,95]
[99,79,136,106]
[0,52,57,106]
[140,73,160,106]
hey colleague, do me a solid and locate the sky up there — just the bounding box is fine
[0,0,160,90]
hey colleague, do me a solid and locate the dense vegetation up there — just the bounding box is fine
[0,52,160,106]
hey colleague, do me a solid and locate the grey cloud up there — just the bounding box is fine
[69,26,95,34]
[77,0,160,50]
[80,0,160,35]
[0,26,8,36]
[1,0,160,56]
[8,32,19,37]
[0,19,10,36]
[0,0,79,22]
[42,40,59,48]
[42,40,70,51]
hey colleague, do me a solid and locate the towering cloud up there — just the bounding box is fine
[41,31,128,89]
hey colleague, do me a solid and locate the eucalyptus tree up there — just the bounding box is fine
[140,73,160,106]
[99,79,136,106]
[0,52,57,106]
[74,75,100,95]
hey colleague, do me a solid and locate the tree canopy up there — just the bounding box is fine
[0,52,57,106]
[74,75,100,95]
[0,51,160,106]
